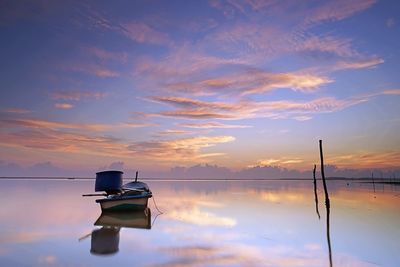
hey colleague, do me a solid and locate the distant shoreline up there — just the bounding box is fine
[0,176,399,183]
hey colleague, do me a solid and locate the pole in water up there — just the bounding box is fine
[313,164,321,220]
[135,171,138,182]
[319,140,332,267]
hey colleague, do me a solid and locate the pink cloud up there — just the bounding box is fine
[383,89,400,95]
[161,69,332,96]
[50,90,107,101]
[335,58,384,70]
[121,22,171,46]
[180,122,251,129]
[95,69,120,77]
[147,94,373,121]
[305,0,376,26]
[86,47,128,62]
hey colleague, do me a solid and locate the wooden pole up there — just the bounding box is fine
[135,171,138,182]
[319,140,332,267]
[313,164,321,219]
[319,140,330,208]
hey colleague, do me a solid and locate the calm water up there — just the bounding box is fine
[0,179,399,267]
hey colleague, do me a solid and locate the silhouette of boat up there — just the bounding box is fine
[83,170,152,211]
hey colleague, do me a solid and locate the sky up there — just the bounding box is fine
[0,0,399,176]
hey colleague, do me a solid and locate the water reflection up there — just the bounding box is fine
[0,179,399,266]
[90,208,151,256]
[313,164,321,220]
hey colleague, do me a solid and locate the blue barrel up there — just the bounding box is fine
[95,171,123,193]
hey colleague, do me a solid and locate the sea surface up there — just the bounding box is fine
[0,179,399,267]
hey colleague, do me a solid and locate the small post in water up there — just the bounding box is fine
[135,171,138,182]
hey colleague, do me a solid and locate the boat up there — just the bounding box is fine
[84,170,152,212]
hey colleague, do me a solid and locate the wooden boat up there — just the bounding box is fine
[95,189,152,211]
[84,170,152,212]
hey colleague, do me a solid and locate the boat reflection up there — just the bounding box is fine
[90,208,151,256]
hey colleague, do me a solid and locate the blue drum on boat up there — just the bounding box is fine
[95,170,123,194]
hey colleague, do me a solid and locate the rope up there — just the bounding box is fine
[152,195,164,214]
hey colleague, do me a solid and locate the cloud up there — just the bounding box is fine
[63,62,120,78]
[94,69,120,77]
[156,129,193,136]
[147,94,371,121]
[296,35,357,57]
[133,46,247,81]
[128,136,235,161]
[121,22,171,46]
[383,89,400,95]
[54,103,73,109]
[250,157,305,168]
[0,128,128,157]
[50,90,107,101]
[335,58,384,70]
[1,117,113,132]
[0,117,152,132]
[329,151,400,169]
[304,0,376,26]
[152,68,332,97]
[86,46,128,62]
[0,116,234,163]
[179,122,251,129]
[2,108,31,114]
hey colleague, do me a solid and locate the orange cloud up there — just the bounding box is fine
[0,117,152,132]
[54,103,73,109]
[128,136,235,161]
[250,157,305,168]
[383,89,400,95]
[329,151,400,169]
[0,116,235,162]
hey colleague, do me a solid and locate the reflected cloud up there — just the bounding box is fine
[38,255,57,264]
[166,207,236,227]
[0,231,52,244]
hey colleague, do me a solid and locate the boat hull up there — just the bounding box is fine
[96,193,152,211]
